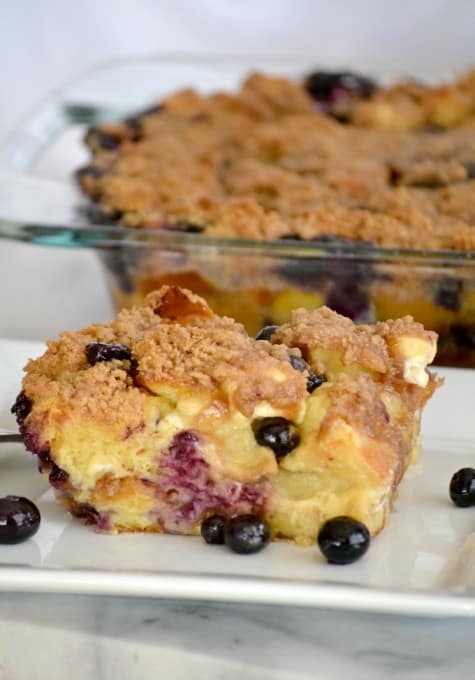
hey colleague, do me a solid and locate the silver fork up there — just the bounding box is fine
[0,429,22,443]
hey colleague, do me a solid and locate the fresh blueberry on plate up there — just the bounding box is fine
[224,515,270,554]
[318,516,370,564]
[201,515,226,544]
[450,468,475,507]
[0,496,41,544]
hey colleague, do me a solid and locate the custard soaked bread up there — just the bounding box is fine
[12,287,439,543]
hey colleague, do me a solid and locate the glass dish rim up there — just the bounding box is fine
[2,217,475,266]
[0,52,474,264]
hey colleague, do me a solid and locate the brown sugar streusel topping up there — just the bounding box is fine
[23,287,307,423]
[272,305,438,383]
[23,286,438,439]
[78,70,475,251]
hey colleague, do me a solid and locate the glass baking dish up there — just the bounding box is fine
[0,54,474,366]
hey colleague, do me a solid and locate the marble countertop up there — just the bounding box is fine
[0,240,474,679]
[1,592,473,680]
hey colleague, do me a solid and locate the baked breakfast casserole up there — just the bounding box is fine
[76,68,475,367]
[12,286,439,544]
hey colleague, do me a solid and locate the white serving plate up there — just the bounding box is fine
[0,338,474,617]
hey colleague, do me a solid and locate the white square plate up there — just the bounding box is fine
[0,338,475,617]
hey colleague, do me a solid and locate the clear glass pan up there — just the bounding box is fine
[0,55,474,365]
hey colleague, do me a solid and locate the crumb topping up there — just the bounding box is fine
[272,305,438,384]
[23,287,307,420]
[79,71,475,251]
[22,287,439,435]
[323,372,396,445]
[133,323,305,416]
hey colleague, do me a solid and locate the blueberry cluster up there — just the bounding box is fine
[200,512,372,564]
[201,514,270,554]
[255,325,327,394]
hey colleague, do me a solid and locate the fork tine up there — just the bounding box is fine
[0,430,22,443]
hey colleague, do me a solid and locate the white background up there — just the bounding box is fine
[3,0,475,144]
[2,0,475,339]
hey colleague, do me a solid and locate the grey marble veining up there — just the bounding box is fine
[0,593,473,680]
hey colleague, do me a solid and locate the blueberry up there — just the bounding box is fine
[224,515,270,554]
[434,278,462,312]
[318,516,370,565]
[465,162,475,179]
[389,166,402,185]
[279,233,303,241]
[0,496,41,544]
[123,117,143,141]
[75,165,104,183]
[77,203,123,225]
[450,325,475,350]
[326,283,371,322]
[168,220,205,234]
[10,391,32,428]
[201,515,226,544]
[306,372,327,393]
[49,465,69,487]
[253,417,300,458]
[85,127,122,150]
[71,502,100,524]
[288,355,327,393]
[288,354,308,372]
[450,468,475,507]
[86,342,132,365]
[182,224,205,234]
[305,71,376,102]
[255,325,279,341]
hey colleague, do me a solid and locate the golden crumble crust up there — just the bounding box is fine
[350,74,475,130]
[133,323,306,417]
[272,305,437,382]
[23,286,307,421]
[79,70,475,251]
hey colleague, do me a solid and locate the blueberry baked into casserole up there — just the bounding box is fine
[77,69,475,366]
[12,286,439,543]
